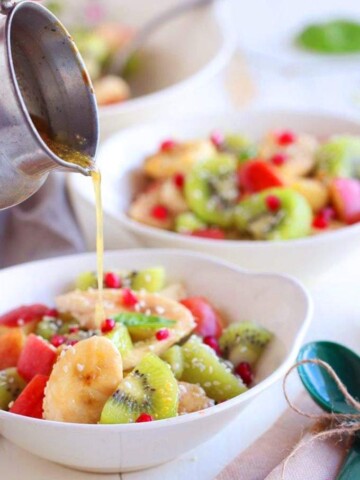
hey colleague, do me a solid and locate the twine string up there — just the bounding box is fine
[281,358,360,479]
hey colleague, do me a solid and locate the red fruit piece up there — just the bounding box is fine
[101,318,116,334]
[0,304,49,327]
[17,334,57,382]
[210,131,224,149]
[160,139,177,152]
[155,328,170,341]
[180,297,223,338]
[190,228,226,240]
[50,335,67,348]
[238,160,284,193]
[203,336,221,355]
[276,130,297,146]
[235,362,253,386]
[136,413,153,423]
[151,204,169,221]
[104,272,122,289]
[265,195,282,212]
[270,153,287,166]
[10,374,49,419]
[0,328,25,370]
[173,173,185,189]
[122,289,138,308]
[329,178,360,225]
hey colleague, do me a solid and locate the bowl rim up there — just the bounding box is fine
[98,1,236,116]
[0,248,313,431]
[71,106,360,249]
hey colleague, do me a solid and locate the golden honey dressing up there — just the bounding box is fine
[32,115,105,326]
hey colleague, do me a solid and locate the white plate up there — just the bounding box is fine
[0,249,312,472]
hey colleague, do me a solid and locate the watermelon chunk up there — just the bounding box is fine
[0,328,26,370]
[10,374,48,419]
[238,160,284,193]
[17,334,57,382]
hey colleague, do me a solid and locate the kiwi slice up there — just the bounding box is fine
[181,336,247,402]
[105,324,133,358]
[316,136,360,179]
[100,353,178,423]
[131,267,166,293]
[175,212,207,233]
[184,154,238,227]
[235,187,312,240]
[112,312,175,341]
[161,345,184,380]
[224,134,257,163]
[75,271,97,290]
[0,368,27,410]
[36,318,59,340]
[219,322,272,367]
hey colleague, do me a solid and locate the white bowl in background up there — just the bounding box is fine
[68,109,360,280]
[57,0,235,139]
[0,249,312,473]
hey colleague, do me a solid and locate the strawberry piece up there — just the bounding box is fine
[17,334,57,382]
[180,297,223,338]
[0,328,25,370]
[238,160,284,193]
[10,374,49,419]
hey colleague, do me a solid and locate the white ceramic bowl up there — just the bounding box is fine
[0,249,311,473]
[57,0,235,139]
[68,108,360,281]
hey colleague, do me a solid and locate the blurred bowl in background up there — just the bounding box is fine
[68,109,360,281]
[55,0,235,139]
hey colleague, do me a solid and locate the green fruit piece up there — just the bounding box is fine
[316,136,360,179]
[224,134,257,163]
[184,154,238,227]
[235,187,312,240]
[105,324,133,358]
[100,353,178,423]
[35,318,59,340]
[181,336,247,402]
[75,271,97,291]
[131,267,166,293]
[112,312,175,341]
[0,368,27,410]
[161,345,184,380]
[219,322,272,367]
[175,212,207,233]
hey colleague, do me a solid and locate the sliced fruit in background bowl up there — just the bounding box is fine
[330,178,360,224]
[238,160,285,194]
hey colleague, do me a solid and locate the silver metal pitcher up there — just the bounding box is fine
[0,0,99,210]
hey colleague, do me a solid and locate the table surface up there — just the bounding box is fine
[2,2,360,474]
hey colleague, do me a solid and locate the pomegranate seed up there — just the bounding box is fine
[101,318,116,334]
[67,340,79,346]
[45,308,58,318]
[235,362,253,386]
[50,335,66,348]
[321,207,335,222]
[277,131,296,146]
[312,213,329,230]
[203,336,221,355]
[210,131,224,149]
[270,153,287,166]
[265,195,281,212]
[136,413,153,423]
[155,328,170,341]
[69,325,79,334]
[104,272,122,289]
[160,139,177,152]
[151,204,169,221]
[122,288,138,308]
[173,173,185,189]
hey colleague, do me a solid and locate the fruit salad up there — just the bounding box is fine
[128,131,360,240]
[46,1,138,106]
[0,267,272,424]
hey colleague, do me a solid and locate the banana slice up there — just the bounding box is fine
[144,140,216,179]
[55,289,196,370]
[43,336,122,423]
[178,381,214,414]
